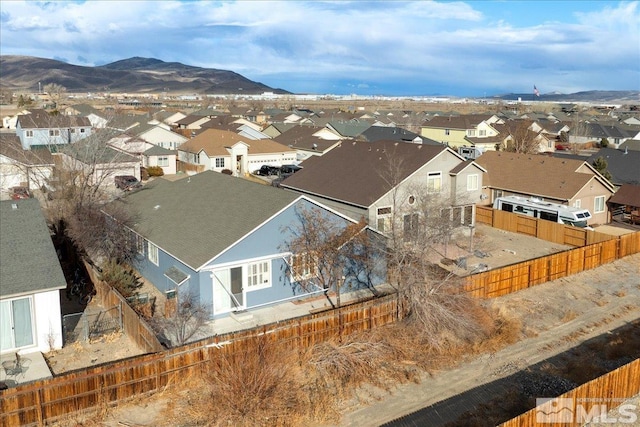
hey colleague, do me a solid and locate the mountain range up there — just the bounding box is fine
[0,55,637,103]
[0,55,289,95]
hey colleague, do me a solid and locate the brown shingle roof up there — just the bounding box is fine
[475,151,596,201]
[281,140,447,207]
[423,114,495,130]
[608,184,640,208]
[17,112,91,129]
[178,128,292,156]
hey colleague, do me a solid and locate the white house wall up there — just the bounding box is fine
[32,290,63,353]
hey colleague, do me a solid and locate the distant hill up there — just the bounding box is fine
[0,55,290,95]
[490,90,639,104]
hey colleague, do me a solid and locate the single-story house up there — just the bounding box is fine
[0,134,55,196]
[177,128,296,176]
[475,151,616,225]
[1,199,66,354]
[120,171,382,320]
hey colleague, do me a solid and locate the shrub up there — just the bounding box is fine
[146,166,164,177]
[98,260,143,298]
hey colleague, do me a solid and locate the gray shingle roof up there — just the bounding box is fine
[0,199,67,297]
[587,148,640,186]
[121,171,300,270]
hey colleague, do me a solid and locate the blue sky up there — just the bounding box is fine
[1,1,638,97]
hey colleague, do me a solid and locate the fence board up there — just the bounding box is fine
[0,294,402,426]
[500,358,640,427]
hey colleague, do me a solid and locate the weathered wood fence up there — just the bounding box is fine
[85,263,164,353]
[0,294,401,426]
[499,358,640,426]
[466,207,640,298]
[2,210,638,426]
[476,205,617,246]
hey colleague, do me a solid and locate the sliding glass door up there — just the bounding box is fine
[0,297,35,352]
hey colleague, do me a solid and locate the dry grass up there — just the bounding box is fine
[561,310,578,322]
[158,296,522,427]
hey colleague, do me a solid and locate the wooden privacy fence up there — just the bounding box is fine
[464,231,640,298]
[500,358,640,427]
[85,263,164,354]
[0,294,402,426]
[475,205,616,247]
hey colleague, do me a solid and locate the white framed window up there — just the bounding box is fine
[49,129,60,137]
[493,189,504,200]
[158,157,169,167]
[467,130,475,137]
[594,196,605,213]
[479,129,486,137]
[247,260,270,289]
[80,128,85,133]
[573,199,581,208]
[467,174,479,191]
[147,241,159,265]
[444,129,450,136]
[25,130,33,138]
[376,206,392,232]
[427,172,442,193]
[0,296,35,351]
[215,158,225,168]
[291,253,317,282]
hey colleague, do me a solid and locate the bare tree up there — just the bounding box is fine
[151,293,209,347]
[504,119,541,154]
[43,83,67,109]
[281,207,380,309]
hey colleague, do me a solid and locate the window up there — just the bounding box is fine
[70,128,76,133]
[444,129,450,136]
[403,213,419,241]
[493,189,504,200]
[0,297,34,351]
[467,174,478,191]
[479,130,486,137]
[573,199,581,208]
[158,157,169,167]
[377,207,392,232]
[427,172,442,193]
[467,130,475,137]
[147,241,159,265]
[215,158,225,168]
[248,260,270,289]
[135,235,144,255]
[49,130,60,137]
[594,196,605,213]
[25,130,33,138]
[80,128,85,133]
[291,253,317,281]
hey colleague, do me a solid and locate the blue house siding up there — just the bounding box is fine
[135,245,201,301]
[16,122,93,150]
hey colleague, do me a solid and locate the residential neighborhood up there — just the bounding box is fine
[1,91,639,426]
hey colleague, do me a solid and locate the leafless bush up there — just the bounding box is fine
[150,293,209,347]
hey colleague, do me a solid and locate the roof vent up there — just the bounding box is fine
[154,205,161,210]
[11,203,18,210]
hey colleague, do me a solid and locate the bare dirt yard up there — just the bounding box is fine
[47,225,640,427]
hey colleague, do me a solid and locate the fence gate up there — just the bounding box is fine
[63,303,123,344]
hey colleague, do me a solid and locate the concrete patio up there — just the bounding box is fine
[0,350,52,389]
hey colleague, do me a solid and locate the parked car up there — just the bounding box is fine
[11,186,31,200]
[114,175,142,191]
[280,164,302,175]
[253,165,280,176]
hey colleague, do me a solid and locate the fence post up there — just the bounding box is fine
[83,316,89,341]
[119,302,123,334]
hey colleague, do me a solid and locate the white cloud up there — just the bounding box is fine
[0,0,638,95]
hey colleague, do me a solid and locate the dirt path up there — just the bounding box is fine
[339,254,640,426]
